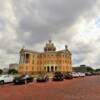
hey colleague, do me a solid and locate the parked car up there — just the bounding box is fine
[53,72,64,81]
[36,74,49,82]
[64,72,73,79]
[91,72,100,76]
[0,75,14,84]
[85,72,92,76]
[71,72,80,78]
[13,74,33,84]
[78,72,85,77]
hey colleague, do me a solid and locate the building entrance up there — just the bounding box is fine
[45,66,58,72]
[47,67,50,72]
[51,66,54,72]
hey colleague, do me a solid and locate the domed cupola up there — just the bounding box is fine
[44,40,56,52]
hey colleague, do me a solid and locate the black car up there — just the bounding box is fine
[53,72,64,81]
[85,72,92,76]
[13,74,33,84]
[91,72,100,76]
[36,74,49,82]
[64,72,73,79]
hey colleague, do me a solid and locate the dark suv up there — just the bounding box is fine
[53,72,64,81]
[64,72,73,79]
[13,74,33,84]
[36,74,49,82]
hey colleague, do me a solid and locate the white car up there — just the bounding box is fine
[78,72,85,77]
[0,75,14,84]
[71,72,80,78]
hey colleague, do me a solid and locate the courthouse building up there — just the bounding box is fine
[18,40,72,74]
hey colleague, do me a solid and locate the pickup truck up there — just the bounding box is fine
[0,75,14,84]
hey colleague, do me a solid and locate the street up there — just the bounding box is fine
[0,76,100,100]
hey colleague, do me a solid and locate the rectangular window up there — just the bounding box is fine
[25,53,30,63]
[32,60,34,64]
[26,66,28,70]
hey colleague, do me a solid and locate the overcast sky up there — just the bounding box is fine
[0,0,100,69]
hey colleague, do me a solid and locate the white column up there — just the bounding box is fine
[22,54,24,64]
[54,66,55,72]
[19,54,21,64]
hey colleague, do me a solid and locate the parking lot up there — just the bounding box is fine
[0,75,100,100]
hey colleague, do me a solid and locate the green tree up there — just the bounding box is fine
[86,67,94,72]
[0,69,3,74]
[95,69,100,72]
[73,66,95,72]
[8,69,18,75]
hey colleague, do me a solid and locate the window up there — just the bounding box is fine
[55,66,57,71]
[32,66,34,70]
[25,53,30,63]
[32,60,34,64]
[26,66,28,70]
[26,54,30,59]
[44,67,46,71]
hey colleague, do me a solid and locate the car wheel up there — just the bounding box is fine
[0,80,4,85]
[46,78,48,82]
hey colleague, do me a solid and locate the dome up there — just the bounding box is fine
[44,40,56,52]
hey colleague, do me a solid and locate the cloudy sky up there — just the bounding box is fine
[0,0,100,69]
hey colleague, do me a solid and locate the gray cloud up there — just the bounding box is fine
[0,0,100,68]
[71,42,94,65]
[12,0,96,44]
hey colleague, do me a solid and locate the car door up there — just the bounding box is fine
[8,75,13,82]
[4,75,10,83]
[24,75,30,82]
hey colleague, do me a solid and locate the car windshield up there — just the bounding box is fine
[38,74,45,77]
[16,74,29,79]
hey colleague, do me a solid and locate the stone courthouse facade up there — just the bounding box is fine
[18,40,72,74]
